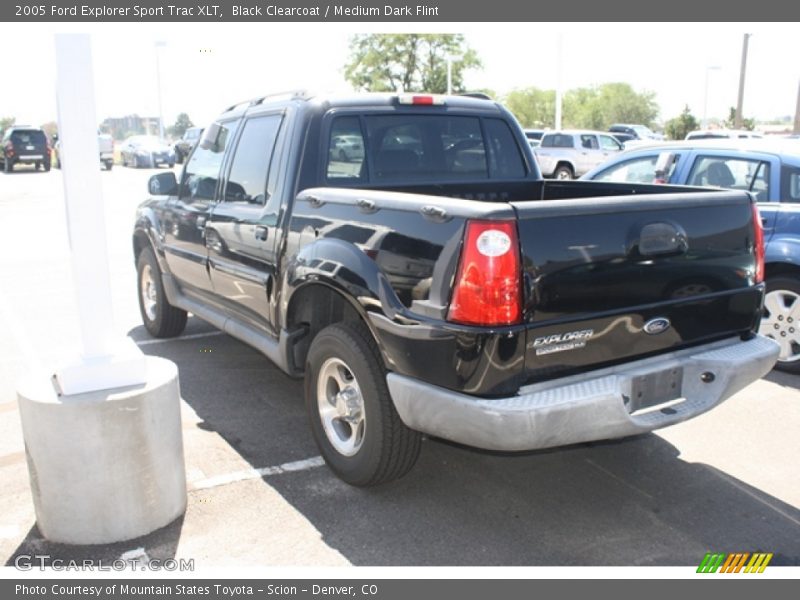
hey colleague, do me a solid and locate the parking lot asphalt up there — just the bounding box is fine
[0,164,798,568]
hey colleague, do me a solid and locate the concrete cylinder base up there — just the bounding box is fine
[17,356,187,545]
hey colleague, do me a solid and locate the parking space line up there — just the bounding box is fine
[709,468,800,527]
[135,331,224,346]
[189,456,325,492]
[584,458,656,501]
[0,289,43,373]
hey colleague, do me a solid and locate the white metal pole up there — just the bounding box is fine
[155,41,166,139]
[555,33,563,130]
[446,57,452,95]
[54,34,115,361]
[53,33,146,395]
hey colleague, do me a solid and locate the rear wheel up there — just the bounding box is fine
[136,247,187,338]
[4,159,12,173]
[553,164,574,180]
[759,276,800,373]
[305,322,421,486]
[104,160,113,171]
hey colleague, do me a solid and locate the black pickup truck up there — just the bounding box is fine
[133,91,778,486]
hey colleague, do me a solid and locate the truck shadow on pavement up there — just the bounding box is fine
[9,322,798,568]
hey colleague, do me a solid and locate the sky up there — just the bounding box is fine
[0,22,798,133]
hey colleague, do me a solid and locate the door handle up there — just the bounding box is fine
[255,226,268,241]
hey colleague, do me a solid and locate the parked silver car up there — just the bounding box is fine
[534,130,623,179]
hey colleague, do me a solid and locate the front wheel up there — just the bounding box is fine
[137,247,188,338]
[305,322,421,486]
[759,276,800,373]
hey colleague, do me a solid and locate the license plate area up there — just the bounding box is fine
[626,367,683,415]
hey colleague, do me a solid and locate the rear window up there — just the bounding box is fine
[325,113,526,183]
[781,167,800,203]
[10,130,46,145]
[541,134,574,148]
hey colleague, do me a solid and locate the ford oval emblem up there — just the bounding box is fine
[643,317,671,335]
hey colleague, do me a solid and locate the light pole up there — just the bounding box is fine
[154,40,166,138]
[702,65,721,128]
[446,55,456,95]
[735,33,752,129]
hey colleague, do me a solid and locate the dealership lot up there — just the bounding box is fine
[0,166,798,567]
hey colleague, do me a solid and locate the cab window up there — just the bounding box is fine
[224,115,283,205]
[688,155,770,200]
[181,120,239,201]
[592,153,680,184]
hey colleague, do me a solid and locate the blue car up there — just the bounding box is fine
[583,138,800,372]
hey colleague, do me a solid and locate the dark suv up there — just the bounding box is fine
[1,127,51,172]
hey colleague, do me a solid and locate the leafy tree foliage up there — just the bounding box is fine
[724,107,756,131]
[665,105,700,140]
[0,116,15,138]
[168,113,194,138]
[504,88,555,128]
[504,83,658,130]
[344,34,481,94]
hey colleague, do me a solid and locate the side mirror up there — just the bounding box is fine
[149,172,178,196]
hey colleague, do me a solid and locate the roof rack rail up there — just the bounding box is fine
[459,92,492,100]
[222,89,310,113]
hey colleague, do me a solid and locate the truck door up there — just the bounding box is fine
[205,113,285,334]
[577,133,603,175]
[162,119,239,299]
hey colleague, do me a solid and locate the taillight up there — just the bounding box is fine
[447,220,522,326]
[5,142,14,157]
[752,202,765,284]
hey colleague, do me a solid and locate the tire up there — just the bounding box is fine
[4,159,12,173]
[136,247,188,338]
[759,276,800,373]
[305,322,421,486]
[35,161,41,171]
[44,160,51,172]
[553,164,574,180]
[338,149,348,162]
[104,160,113,171]
[168,161,175,169]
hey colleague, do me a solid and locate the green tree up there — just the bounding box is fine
[723,107,756,131]
[344,34,481,94]
[563,83,659,130]
[168,113,194,138]
[40,121,58,141]
[504,88,555,128]
[0,116,15,138]
[664,105,700,140]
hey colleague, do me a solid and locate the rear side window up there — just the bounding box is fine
[326,113,527,183]
[688,155,770,200]
[541,134,574,148]
[327,117,366,180]
[224,115,282,205]
[181,120,239,201]
[484,118,525,178]
[781,167,800,203]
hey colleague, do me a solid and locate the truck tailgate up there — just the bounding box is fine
[512,191,762,381]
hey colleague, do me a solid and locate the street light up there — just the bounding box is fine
[154,40,166,139]
[445,55,460,95]
[702,65,721,128]
[735,33,752,129]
